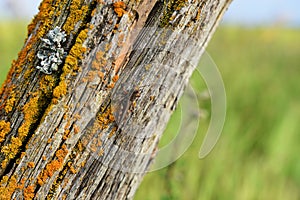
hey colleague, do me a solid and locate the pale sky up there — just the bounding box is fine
[0,0,299,26]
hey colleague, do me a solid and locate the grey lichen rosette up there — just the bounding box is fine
[36,27,67,74]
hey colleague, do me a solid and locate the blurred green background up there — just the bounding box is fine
[1,19,300,200]
[135,27,300,199]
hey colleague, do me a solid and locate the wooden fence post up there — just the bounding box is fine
[0,0,232,199]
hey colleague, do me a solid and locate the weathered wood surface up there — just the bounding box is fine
[0,0,232,199]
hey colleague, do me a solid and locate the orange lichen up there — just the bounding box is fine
[80,160,86,167]
[37,145,68,186]
[0,120,11,143]
[20,152,26,159]
[196,7,202,21]
[97,71,104,79]
[117,33,125,47]
[98,148,104,157]
[73,113,81,120]
[92,61,100,70]
[113,1,127,17]
[95,106,115,131]
[105,43,112,52]
[23,185,35,200]
[112,75,119,82]
[87,71,97,82]
[96,51,105,62]
[108,128,117,139]
[91,8,97,17]
[73,124,80,134]
[27,162,35,168]
[68,162,77,174]
[107,83,115,88]
[63,130,70,140]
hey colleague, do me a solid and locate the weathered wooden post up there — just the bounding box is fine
[0,0,232,199]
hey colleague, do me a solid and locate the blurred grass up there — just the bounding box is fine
[0,21,28,84]
[135,27,300,200]
[1,22,300,199]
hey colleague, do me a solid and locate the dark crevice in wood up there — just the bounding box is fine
[0,79,59,180]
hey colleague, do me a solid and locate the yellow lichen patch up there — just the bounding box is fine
[4,90,16,113]
[77,140,83,152]
[1,136,22,166]
[0,0,59,110]
[1,95,39,167]
[73,113,81,120]
[53,81,67,99]
[0,175,18,200]
[37,145,68,186]
[51,29,88,101]
[31,0,67,38]
[0,120,11,143]
[0,81,16,112]
[91,8,97,17]
[113,1,127,17]
[18,96,39,139]
[63,0,88,35]
[39,75,57,96]
[62,29,87,76]
[23,185,35,200]
[80,160,86,168]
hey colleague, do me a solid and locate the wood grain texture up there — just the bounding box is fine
[0,0,232,199]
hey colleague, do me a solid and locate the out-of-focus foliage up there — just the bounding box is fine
[136,27,300,200]
[0,21,27,83]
